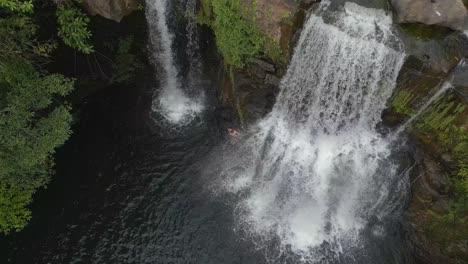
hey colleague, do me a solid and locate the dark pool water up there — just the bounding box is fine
[0,1,419,262]
[0,79,415,264]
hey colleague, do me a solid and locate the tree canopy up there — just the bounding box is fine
[0,0,78,233]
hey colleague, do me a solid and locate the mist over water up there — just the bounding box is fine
[215,2,409,262]
[145,0,204,125]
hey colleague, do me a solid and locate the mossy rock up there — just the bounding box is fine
[400,23,453,41]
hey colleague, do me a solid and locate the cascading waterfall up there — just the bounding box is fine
[145,0,204,124]
[218,2,408,262]
[184,0,204,93]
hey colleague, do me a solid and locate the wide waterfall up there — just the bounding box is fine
[145,0,204,124]
[217,2,408,262]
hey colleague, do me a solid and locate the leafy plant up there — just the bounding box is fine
[0,62,74,234]
[0,0,33,13]
[200,0,265,68]
[110,36,144,84]
[0,1,75,233]
[56,5,94,54]
[416,95,468,215]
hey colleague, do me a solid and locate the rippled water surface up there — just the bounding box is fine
[0,82,270,264]
[0,1,419,263]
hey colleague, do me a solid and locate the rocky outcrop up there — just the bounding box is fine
[249,0,297,41]
[391,0,468,31]
[82,0,140,22]
[246,0,298,53]
[383,30,468,263]
[405,152,465,264]
[212,2,468,261]
[453,59,468,98]
[219,59,282,126]
[241,0,318,57]
[383,30,468,126]
[216,0,318,125]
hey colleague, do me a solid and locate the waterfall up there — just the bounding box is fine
[218,2,407,262]
[145,0,204,124]
[185,0,204,93]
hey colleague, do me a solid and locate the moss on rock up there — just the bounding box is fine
[400,23,453,41]
[391,90,416,115]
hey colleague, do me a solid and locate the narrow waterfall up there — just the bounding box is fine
[219,2,408,262]
[184,0,204,93]
[145,0,204,124]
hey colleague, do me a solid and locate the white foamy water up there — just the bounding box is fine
[218,2,407,261]
[146,0,204,124]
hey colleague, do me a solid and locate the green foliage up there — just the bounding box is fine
[264,38,286,64]
[391,90,415,115]
[198,0,287,68]
[400,23,451,40]
[0,16,58,64]
[0,0,33,13]
[0,179,33,233]
[0,62,74,234]
[109,36,144,84]
[459,165,468,197]
[1,2,94,58]
[0,2,75,234]
[56,5,94,54]
[425,205,468,257]
[0,16,35,60]
[416,95,468,215]
[199,0,265,68]
[416,97,466,148]
[197,0,213,26]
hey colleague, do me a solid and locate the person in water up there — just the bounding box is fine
[227,128,240,145]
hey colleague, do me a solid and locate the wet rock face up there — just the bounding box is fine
[82,0,139,22]
[248,0,298,44]
[382,32,468,128]
[406,152,468,264]
[385,31,468,263]
[453,58,468,98]
[243,0,317,55]
[218,58,283,126]
[390,0,468,31]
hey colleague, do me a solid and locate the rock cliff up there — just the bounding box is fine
[202,1,468,260]
[391,0,468,31]
[82,0,140,22]
[383,29,468,263]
